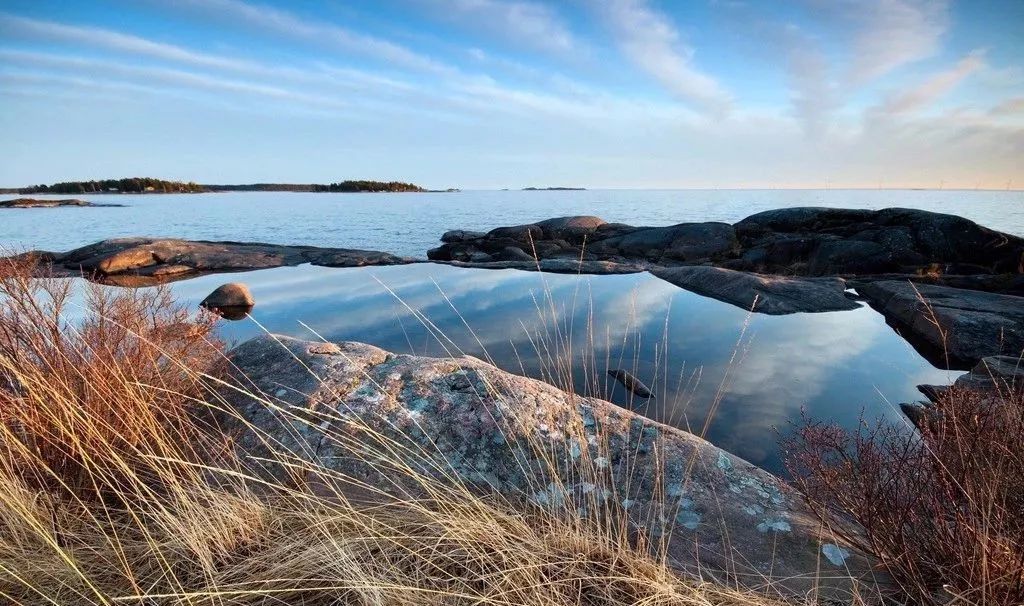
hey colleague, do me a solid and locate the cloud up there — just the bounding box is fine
[432,0,580,57]
[0,13,257,72]
[595,0,733,115]
[847,0,950,84]
[873,50,986,117]
[168,0,457,76]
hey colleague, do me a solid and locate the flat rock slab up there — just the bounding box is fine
[18,237,413,284]
[858,280,1024,368]
[652,266,861,314]
[0,197,124,208]
[215,334,872,596]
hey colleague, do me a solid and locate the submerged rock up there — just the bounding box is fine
[651,266,861,314]
[607,369,654,398]
[214,334,871,596]
[858,281,1024,368]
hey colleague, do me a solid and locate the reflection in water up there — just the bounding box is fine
[164,263,954,476]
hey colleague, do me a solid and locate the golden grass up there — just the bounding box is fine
[0,257,792,605]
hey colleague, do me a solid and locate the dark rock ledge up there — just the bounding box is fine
[216,334,873,596]
[18,237,413,285]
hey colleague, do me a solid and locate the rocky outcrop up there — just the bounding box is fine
[733,207,1023,276]
[858,281,1024,368]
[22,237,413,284]
[652,266,862,315]
[430,208,1024,278]
[428,215,740,266]
[214,335,870,595]
[0,197,124,208]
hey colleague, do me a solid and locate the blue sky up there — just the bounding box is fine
[0,0,1021,189]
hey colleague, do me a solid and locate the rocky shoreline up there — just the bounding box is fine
[11,206,1022,369]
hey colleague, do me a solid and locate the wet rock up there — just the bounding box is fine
[652,266,861,314]
[858,281,1024,368]
[200,282,254,320]
[607,369,654,398]
[21,238,413,284]
[214,334,872,596]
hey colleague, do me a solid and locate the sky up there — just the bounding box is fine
[0,0,1022,189]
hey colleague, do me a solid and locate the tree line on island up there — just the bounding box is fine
[5,178,434,194]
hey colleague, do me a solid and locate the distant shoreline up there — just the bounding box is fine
[0,178,456,195]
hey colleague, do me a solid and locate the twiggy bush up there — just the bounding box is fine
[785,383,1024,605]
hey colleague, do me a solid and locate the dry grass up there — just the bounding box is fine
[0,257,788,605]
[785,382,1024,605]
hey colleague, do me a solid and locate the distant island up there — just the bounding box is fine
[522,187,586,191]
[0,197,124,208]
[0,178,437,195]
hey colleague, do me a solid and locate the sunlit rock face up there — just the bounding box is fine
[214,334,874,596]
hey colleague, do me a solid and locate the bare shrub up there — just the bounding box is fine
[784,385,1024,605]
[0,256,223,489]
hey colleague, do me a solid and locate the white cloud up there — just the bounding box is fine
[432,0,580,57]
[873,50,986,117]
[0,13,256,72]
[595,0,733,115]
[847,0,950,84]
[169,0,457,76]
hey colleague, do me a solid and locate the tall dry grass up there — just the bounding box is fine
[0,257,783,605]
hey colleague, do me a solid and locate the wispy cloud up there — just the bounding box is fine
[847,0,950,84]
[168,0,457,76]
[429,0,580,57]
[873,50,985,116]
[595,0,733,115]
[0,13,257,72]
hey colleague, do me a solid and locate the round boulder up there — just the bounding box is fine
[200,282,255,320]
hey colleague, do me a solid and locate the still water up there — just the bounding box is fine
[6,189,1007,474]
[162,263,953,476]
[5,189,1023,254]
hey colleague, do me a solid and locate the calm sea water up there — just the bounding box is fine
[4,189,1023,254]
[6,189,1012,474]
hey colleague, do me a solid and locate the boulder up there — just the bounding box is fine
[201,282,254,308]
[652,266,862,314]
[214,334,871,595]
[858,281,1024,368]
[200,282,255,320]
